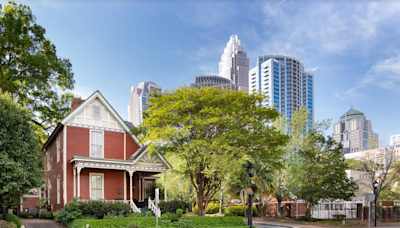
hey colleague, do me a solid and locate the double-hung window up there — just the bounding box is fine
[57,175,60,204]
[90,174,103,200]
[56,134,60,163]
[91,131,103,158]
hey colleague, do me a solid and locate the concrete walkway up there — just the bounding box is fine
[21,219,65,228]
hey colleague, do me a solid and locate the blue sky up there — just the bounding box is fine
[10,0,400,142]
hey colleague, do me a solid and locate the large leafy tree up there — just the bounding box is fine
[144,86,288,216]
[0,92,44,217]
[293,129,357,217]
[271,106,310,216]
[0,2,75,142]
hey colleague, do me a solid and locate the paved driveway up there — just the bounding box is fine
[21,219,65,228]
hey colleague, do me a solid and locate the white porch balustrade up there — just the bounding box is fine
[148,198,161,217]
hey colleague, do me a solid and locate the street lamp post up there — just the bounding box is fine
[247,162,255,228]
[374,181,378,227]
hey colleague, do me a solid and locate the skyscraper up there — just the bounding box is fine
[249,55,314,128]
[190,75,237,90]
[219,35,249,91]
[332,107,379,153]
[128,81,162,127]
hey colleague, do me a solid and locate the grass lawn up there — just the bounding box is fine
[66,216,247,228]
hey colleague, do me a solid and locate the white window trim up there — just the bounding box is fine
[57,175,60,205]
[89,173,105,200]
[56,134,60,163]
[92,105,101,120]
[89,130,104,158]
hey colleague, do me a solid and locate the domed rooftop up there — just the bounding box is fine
[339,106,365,122]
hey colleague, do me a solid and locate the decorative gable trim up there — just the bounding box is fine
[130,144,172,169]
[60,90,142,147]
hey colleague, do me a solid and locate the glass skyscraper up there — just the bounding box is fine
[249,55,314,128]
[219,35,249,91]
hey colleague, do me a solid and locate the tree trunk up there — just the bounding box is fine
[304,203,313,217]
[219,189,223,214]
[3,206,7,218]
[277,198,282,217]
[16,204,20,217]
[197,189,206,216]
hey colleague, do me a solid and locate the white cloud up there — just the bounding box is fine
[72,85,94,99]
[257,1,400,58]
[198,65,218,75]
[306,67,318,72]
[336,55,400,99]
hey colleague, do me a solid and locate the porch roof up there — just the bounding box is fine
[69,156,168,172]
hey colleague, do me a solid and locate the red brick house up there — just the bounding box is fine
[40,90,171,212]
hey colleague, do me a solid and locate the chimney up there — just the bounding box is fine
[71,98,85,111]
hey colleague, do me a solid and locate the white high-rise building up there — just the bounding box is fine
[332,107,379,153]
[390,134,400,148]
[219,35,249,91]
[249,55,314,130]
[128,82,162,127]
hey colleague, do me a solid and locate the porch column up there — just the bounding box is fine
[73,169,76,197]
[128,170,135,201]
[77,167,83,198]
[164,171,167,201]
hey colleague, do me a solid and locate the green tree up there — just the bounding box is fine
[0,2,75,143]
[293,129,357,217]
[271,106,310,216]
[144,86,288,216]
[0,92,44,217]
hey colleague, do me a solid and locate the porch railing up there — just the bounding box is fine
[148,198,161,217]
[130,199,140,213]
[80,199,130,204]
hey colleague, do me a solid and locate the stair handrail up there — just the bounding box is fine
[148,198,161,217]
[130,199,140,212]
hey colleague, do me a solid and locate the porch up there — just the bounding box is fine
[69,149,171,212]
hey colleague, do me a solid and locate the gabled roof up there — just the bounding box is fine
[129,144,172,169]
[43,90,142,149]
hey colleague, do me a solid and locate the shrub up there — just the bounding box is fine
[333,214,346,220]
[39,212,52,219]
[161,213,170,220]
[21,212,35,218]
[0,221,17,228]
[103,212,117,219]
[127,220,141,228]
[194,203,223,214]
[181,214,188,219]
[224,212,234,217]
[79,200,131,219]
[5,213,22,228]
[146,211,153,217]
[159,200,189,214]
[176,208,183,216]
[116,196,124,200]
[224,206,258,216]
[296,216,319,222]
[130,212,144,217]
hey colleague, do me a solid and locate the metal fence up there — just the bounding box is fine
[312,201,360,219]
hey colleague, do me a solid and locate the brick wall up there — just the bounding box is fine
[104,131,124,159]
[75,169,125,200]
[44,129,64,211]
[22,197,40,211]
[126,134,140,159]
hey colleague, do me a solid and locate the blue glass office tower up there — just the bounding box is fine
[249,55,314,129]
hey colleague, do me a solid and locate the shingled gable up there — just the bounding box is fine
[60,90,142,147]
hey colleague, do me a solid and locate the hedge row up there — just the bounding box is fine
[225,206,258,217]
[67,216,245,228]
[194,203,223,214]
